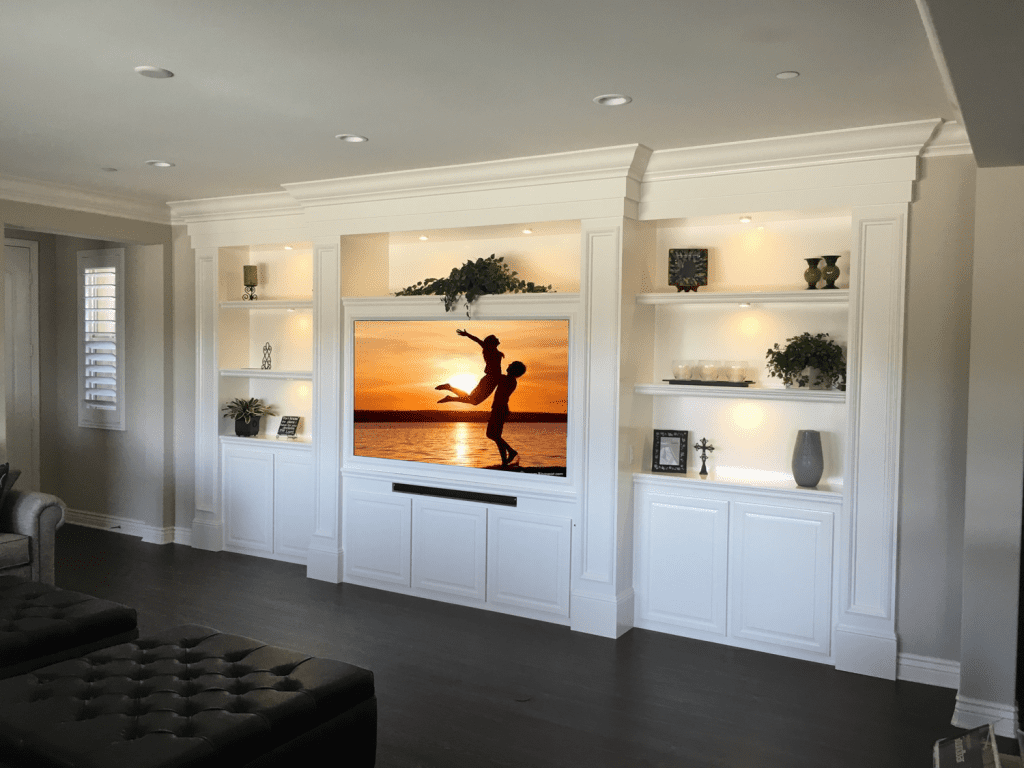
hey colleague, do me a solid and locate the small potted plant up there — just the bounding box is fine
[222,397,276,437]
[765,332,846,390]
[395,254,552,316]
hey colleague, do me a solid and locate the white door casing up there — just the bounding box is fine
[3,238,40,490]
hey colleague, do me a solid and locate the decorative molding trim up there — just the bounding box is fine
[644,120,942,182]
[921,121,974,158]
[834,626,898,680]
[0,174,171,225]
[172,526,193,547]
[306,540,344,583]
[953,693,1017,738]
[65,510,174,545]
[569,588,634,638]
[897,652,960,689]
[283,145,649,207]
[190,513,224,552]
[168,191,300,225]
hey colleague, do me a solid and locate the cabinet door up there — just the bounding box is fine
[222,445,275,556]
[411,498,487,601]
[343,491,412,587]
[729,502,833,655]
[487,509,571,617]
[273,453,314,562]
[635,492,729,635]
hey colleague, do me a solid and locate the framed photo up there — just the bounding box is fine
[668,248,709,293]
[652,429,688,473]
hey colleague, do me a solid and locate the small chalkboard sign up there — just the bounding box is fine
[277,416,300,439]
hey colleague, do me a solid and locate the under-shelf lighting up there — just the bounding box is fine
[739,216,752,224]
[739,302,751,308]
[419,236,429,241]
[522,229,533,235]
[284,245,293,250]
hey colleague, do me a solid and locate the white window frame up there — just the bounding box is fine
[78,248,126,430]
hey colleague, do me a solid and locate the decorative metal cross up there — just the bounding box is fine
[694,437,715,478]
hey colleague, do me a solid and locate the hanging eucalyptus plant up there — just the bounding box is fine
[395,254,552,316]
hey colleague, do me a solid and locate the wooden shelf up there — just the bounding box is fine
[636,289,849,306]
[635,383,845,403]
[220,369,313,381]
[220,434,312,450]
[633,470,843,500]
[220,299,313,310]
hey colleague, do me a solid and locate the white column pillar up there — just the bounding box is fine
[834,203,909,678]
[306,236,344,582]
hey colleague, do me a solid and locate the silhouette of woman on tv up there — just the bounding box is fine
[487,361,526,467]
[435,329,504,405]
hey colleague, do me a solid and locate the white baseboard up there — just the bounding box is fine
[896,652,960,689]
[952,693,1017,738]
[306,544,343,583]
[65,508,175,545]
[834,626,898,679]
[570,588,635,638]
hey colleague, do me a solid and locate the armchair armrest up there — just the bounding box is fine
[0,490,66,585]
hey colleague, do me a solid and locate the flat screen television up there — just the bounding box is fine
[353,319,569,476]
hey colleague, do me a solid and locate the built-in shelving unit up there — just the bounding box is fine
[634,383,845,402]
[635,289,849,306]
[220,299,314,311]
[220,369,313,381]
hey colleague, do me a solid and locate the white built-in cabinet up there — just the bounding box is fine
[222,440,314,564]
[634,474,839,661]
[342,486,572,622]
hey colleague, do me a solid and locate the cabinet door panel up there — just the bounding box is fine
[273,453,314,561]
[412,499,487,601]
[637,493,728,635]
[343,492,412,586]
[487,509,570,617]
[222,446,275,555]
[730,502,833,654]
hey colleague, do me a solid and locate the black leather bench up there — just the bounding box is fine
[0,575,138,680]
[0,624,377,767]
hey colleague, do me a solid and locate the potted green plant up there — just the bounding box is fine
[395,254,552,316]
[222,397,276,437]
[765,332,846,390]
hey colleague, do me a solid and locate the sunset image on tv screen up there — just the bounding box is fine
[353,319,569,476]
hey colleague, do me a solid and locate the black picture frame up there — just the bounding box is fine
[668,248,709,292]
[652,429,688,473]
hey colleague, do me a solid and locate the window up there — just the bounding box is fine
[78,248,125,430]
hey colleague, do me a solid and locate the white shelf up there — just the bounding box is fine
[634,471,843,500]
[635,383,845,403]
[220,434,313,450]
[220,368,313,381]
[636,289,849,306]
[220,299,313,310]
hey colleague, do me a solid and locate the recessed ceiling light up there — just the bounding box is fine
[336,134,368,143]
[739,216,752,224]
[776,71,800,80]
[419,236,429,241]
[135,65,174,79]
[522,229,533,235]
[145,160,175,168]
[101,167,118,172]
[284,246,293,250]
[593,94,632,106]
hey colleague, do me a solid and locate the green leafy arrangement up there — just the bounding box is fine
[395,254,552,316]
[222,397,276,423]
[765,332,846,390]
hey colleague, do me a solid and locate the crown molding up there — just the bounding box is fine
[644,119,943,182]
[921,120,973,158]
[0,174,171,225]
[167,190,301,225]
[282,144,650,207]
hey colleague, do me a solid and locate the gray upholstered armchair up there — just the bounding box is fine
[0,490,66,585]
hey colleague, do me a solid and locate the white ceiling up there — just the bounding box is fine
[0,0,992,207]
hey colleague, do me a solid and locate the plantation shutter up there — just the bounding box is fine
[79,249,125,429]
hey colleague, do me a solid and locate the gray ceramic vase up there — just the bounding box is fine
[792,430,824,488]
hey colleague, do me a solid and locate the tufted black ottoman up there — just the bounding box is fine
[0,624,377,768]
[0,575,138,680]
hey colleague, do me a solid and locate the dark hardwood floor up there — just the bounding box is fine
[56,524,974,767]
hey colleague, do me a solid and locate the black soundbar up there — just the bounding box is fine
[392,482,517,507]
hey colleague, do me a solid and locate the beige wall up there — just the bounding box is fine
[897,154,976,661]
[2,200,174,531]
[959,166,1024,710]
